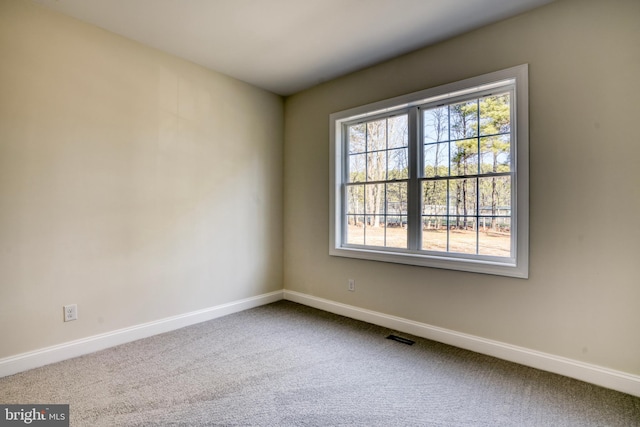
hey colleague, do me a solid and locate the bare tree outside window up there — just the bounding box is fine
[346,115,408,248]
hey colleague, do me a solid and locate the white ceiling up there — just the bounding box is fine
[32,0,553,96]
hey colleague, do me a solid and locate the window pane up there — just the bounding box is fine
[385,216,407,248]
[367,120,386,152]
[449,178,477,216]
[480,93,510,136]
[347,185,364,214]
[479,176,511,216]
[387,182,407,215]
[388,148,408,179]
[451,138,478,176]
[364,184,384,215]
[349,123,366,154]
[480,135,510,174]
[388,115,408,148]
[346,215,365,245]
[364,216,385,246]
[422,216,448,252]
[478,217,511,256]
[450,100,478,139]
[424,143,449,177]
[349,153,366,182]
[449,217,477,254]
[422,180,447,216]
[423,106,449,143]
[366,151,386,182]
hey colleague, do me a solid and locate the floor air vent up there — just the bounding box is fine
[386,335,415,346]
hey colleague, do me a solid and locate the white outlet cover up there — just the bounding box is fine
[64,304,78,322]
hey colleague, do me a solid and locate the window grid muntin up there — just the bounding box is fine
[344,112,410,249]
[418,88,514,257]
[342,88,515,257]
[344,181,409,249]
[331,67,527,277]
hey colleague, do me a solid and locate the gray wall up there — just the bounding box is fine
[0,0,283,358]
[284,0,640,375]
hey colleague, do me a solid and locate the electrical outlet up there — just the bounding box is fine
[64,304,77,322]
[348,279,355,292]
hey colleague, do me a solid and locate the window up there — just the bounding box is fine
[330,65,528,278]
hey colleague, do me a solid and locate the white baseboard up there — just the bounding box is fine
[283,290,640,398]
[0,290,283,379]
[4,288,638,398]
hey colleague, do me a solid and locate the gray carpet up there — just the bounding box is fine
[1,301,638,426]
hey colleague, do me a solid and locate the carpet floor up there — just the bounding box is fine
[1,301,639,426]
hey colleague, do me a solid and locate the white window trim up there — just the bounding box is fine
[329,65,529,278]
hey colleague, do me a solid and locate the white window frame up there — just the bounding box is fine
[329,65,529,278]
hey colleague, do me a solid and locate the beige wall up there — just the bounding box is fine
[0,0,283,358]
[1,0,638,379]
[284,0,640,375]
